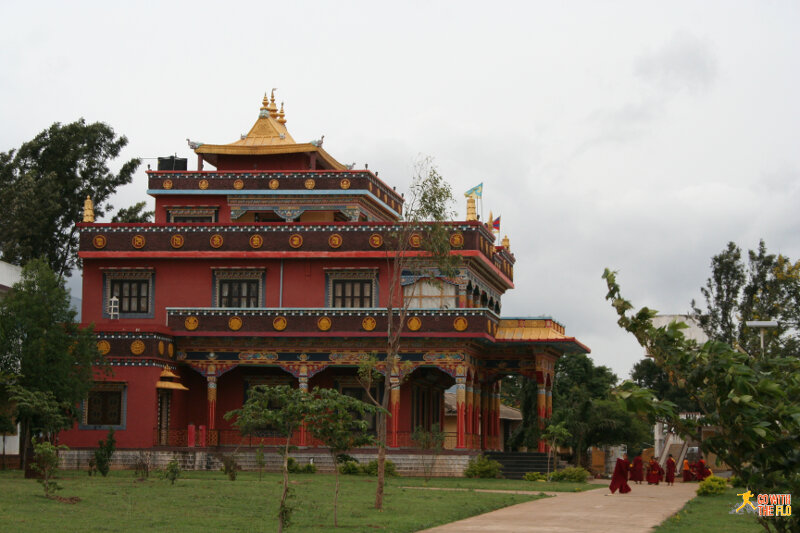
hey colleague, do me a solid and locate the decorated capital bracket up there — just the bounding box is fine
[186,360,238,378]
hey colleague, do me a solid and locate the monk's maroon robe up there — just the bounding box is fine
[609,457,631,494]
[630,456,644,483]
[665,457,676,484]
[646,460,661,484]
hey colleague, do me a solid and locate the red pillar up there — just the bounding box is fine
[390,386,400,447]
[537,384,546,452]
[456,381,466,449]
[207,376,217,431]
[480,387,489,451]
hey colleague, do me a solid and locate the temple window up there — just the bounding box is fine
[167,206,217,223]
[326,269,378,308]
[404,278,457,309]
[213,270,265,308]
[80,383,126,430]
[103,270,154,318]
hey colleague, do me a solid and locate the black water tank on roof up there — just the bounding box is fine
[157,156,188,171]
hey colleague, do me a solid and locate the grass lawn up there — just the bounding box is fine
[654,488,766,532]
[0,469,548,532]
[399,476,604,492]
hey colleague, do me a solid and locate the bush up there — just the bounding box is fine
[728,475,746,488]
[336,453,358,464]
[162,459,181,485]
[94,428,116,477]
[220,454,240,481]
[31,438,67,498]
[362,459,398,477]
[464,455,502,479]
[523,471,547,482]
[287,456,316,474]
[338,460,361,475]
[697,475,728,496]
[549,466,590,483]
[134,451,151,479]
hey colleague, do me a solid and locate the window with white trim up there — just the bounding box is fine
[404,278,457,309]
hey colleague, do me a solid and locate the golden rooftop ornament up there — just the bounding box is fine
[83,196,95,223]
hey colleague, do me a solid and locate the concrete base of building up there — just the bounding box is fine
[59,448,479,477]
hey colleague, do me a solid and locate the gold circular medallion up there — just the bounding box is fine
[449,233,464,248]
[273,316,287,331]
[168,343,175,358]
[92,235,107,249]
[130,340,146,355]
[362,316,377,331]
[304,178,316,190]
[233,179,244,190]
[228,316,243,331]
[131,234,146,249]
[409,233,422,248]
[407,316,422,331]
[170,234,184,249]
[162,179,173,190]
[317,316,332,331]
[289,234,303,248]
[328,233,343,248]
[97,340,111,356]
[198,179,209,190]
[453,317,468,332]
[185,316,199,331]
[369,233,383,248]
[340,178,351,190]
[249,234,263,249]
[269,179,279,190]
[210,234,224,248]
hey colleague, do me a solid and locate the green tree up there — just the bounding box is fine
[631,357,699,413]
[0,259,99,471]
[224,385,314,533]
[541,421,570,479]
[507,377,540,450]
[111,201,153,223]
[305,388,382,527]
[0,119,140,277]
[358,157,459,510]
[604,268,800,533]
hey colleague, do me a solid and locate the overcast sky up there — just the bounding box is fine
[2,1,798,379]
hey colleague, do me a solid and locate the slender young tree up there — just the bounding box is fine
[357,158,460,510]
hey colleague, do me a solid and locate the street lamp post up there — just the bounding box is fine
[744,320,778,357]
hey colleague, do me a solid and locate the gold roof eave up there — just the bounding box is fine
[156,380,189,391]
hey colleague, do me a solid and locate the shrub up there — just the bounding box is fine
[464,455,502,479]
[549,466,590,483]
[162,459,181,485]
[697,475,727,496]
[338,460,361,475]
[134,451,151,479]
[220,454,240,481]
[94,428,116,477]
[336,453,358,464]
[728,475,746,488]
[523,471,547,482]
[362,459,397,477]
[287,457,317,474]
[31,438,67,498]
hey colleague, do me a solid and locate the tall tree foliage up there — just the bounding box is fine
[0,259,98,469]
[358,157,459,510]
[111,201,153,223]
[692,240,800,357]
[630,357,700,413]
[605,268,800,533]
[0,119,140,277]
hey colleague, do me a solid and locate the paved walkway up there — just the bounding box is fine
[415,481,697,532]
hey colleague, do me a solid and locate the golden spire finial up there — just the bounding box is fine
[502,234,510,250]
[278,102,287,124]
[268,88,279,118]
[83,195,95,223]
[466,196,477,221]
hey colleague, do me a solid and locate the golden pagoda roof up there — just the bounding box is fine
[495,318,567,341]
[193,91,346,170]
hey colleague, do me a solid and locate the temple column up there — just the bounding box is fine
[389,373,400,448]
[206,376,217,430]
[493,382,501,449]
[546,386,553,419]
[480,385,489,451]
[455,377,466,449]
[465,380,473,439]
[537,384,547,452]
[299,375,308,446]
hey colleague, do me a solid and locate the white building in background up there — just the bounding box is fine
[0,260,22,458]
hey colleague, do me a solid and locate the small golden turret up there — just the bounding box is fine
[268,89,279,118]
[83,195,95,223]
[278,102,286,124]
[259,93,270,117]
[466,196,477,221]
[502,235,510,250]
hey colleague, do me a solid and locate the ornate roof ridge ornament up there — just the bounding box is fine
[83,195,95,223]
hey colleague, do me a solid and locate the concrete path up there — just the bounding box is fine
[415,481,697,533]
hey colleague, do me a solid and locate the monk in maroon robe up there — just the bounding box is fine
[665,455,676,485]
[682,459,693,482]
[609,454,631,494]
[646,458,662,485]
[629,455,644,484]
[694,459,711,481]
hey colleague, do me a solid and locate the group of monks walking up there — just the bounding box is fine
[609,453,713,494]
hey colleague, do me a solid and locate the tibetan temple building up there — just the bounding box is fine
[59,92,589,457]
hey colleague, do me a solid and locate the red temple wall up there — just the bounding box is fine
[154,195,230,224]
[213,153,311,171]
